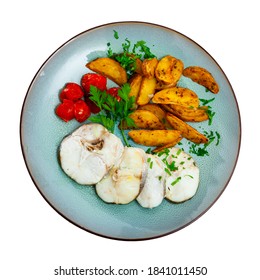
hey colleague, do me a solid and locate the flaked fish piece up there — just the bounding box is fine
[59,123,124,185]
[157,147,200,203]
[96,147,147,204]
[136,154,165,208]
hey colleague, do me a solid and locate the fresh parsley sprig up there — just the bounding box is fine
[89,114,115,133]
[88,83,135,146]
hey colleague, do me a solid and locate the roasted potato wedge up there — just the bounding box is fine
[128,130,182,147]
[128,73,142,108]
[152,87,199,108]
[162,104,209,122]
[121,110,165,130]
[155,55,184,86]
[142,58,159,79]
[171,58,184,85]
[183,66,219,93]
[155,55,175,84]
[136,77,157,106]
[152,138,183,153]
[155,82,176,90]
[166,113,208,144]
[86,57,127,85]
[137,104,172,129]
[134,58,143,74]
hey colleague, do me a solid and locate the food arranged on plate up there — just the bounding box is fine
[60,123,200,208]
[56,30,221,208]
[59,123,124,185]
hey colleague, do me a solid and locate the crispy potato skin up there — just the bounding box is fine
[155,56,184,86]
[142,58,159,79]
[162,104,209,122]
[183,66,219,93]
[86,57,127,85]
[155,55,175,84]
[128,74,142,108]
[152,87,199,108]
[138,104,172,129]
[166,113,208,144]
[128,130,182,147]
[134,57,143,75]
[171,58,184,86]
[136,77,157,106]
[152,138,182,153]
[121,110,165,130]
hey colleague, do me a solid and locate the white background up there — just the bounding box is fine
[1,0,259,279]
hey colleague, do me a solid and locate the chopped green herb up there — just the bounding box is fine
[163,159,178,172]
[107,31,156,76]
[215,131,221,146]
[189,130,220,156]
[113,30,119,39]
[107,46,113,57]
[122,38,131,53]
[199,98,216,125]
[149,161,153,169]
[204,130,221,146]
[199,97,215,106]
[164,168,171,176]
[171,177,182,186]
[115,53,137,73]
[206,108,216,125]
[185,174,194,179]
[156,148,170,157]
[132,40,156,59]
[189,143,209,157]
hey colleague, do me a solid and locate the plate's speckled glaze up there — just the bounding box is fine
[20,22,241,240]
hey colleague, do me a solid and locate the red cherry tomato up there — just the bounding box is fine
[81,73,107,93]
[74,100,91,123]
[60,83,84,102]
[55,99,74,122]
[107,87,121,101]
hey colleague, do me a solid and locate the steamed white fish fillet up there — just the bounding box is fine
[96,147,147,204]
[70,123,124,169]
[59,123,124,185]
[136,154,165,208]
[59,135,107,185]
[158,147,199,203]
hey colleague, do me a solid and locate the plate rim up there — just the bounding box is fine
[20,21,242,241]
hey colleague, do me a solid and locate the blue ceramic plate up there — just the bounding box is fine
[20,22,241,240]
